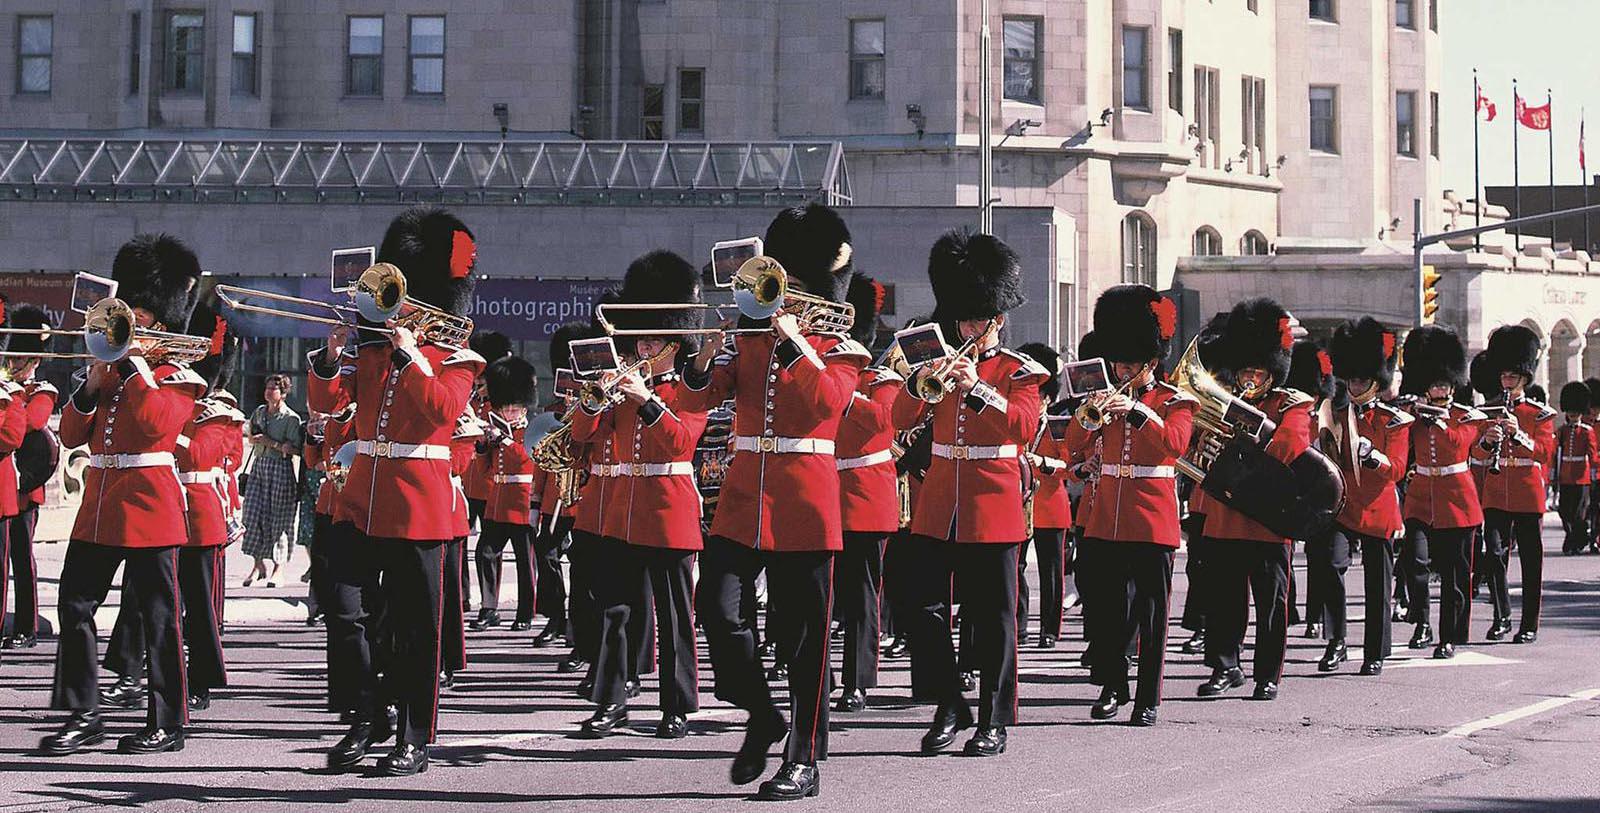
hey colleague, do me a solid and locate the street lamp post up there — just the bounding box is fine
[978,0,993,233]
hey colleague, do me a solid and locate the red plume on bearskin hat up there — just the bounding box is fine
[928,228,1026,323]
[111,233,203,330]
[1398,325,1466,396]
[1092,284,1173,364]
[1484,324,1542,379]
[845,272,886,346]
[377,205,477,318]
[186,288,239,392]
[763,203,853,304]
[1328,316,1398,390]
[1214,298,1292,385]
[485,356,538,408]
[1285,339,1336,402]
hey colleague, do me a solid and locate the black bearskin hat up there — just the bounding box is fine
[1469,350,1499,399]
[1560,380,1591,413]
[1017,342,1061,401]
[111,233,203,330]
[617,250,703,335]
[1215,298,1293,385]
[1328,317,1398,390]
[1076,330,1102,363]
[485,356,538,408]
[1585,377,1600,411]
[186,292,240,392]
[928,228,1025,323]
[4,303,49,356]
[550,320,599,377]
[377,206,477,318]
[1285,340,1336,402]
[469,330,513,365]
[763,203,852,303]
[845,272,886,346]
[1399,325,1467,396]
[1528,383,1547,404]
[1092,284,1177,364]
[1485,324,1542,379]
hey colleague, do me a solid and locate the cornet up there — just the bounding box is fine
[913,319,998,404]
[216,263,474,348]
[575,345,678,413]
[1075,361,1156,431]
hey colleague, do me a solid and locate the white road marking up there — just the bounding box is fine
[439,707,743,749]
[1439,687,1600,739]
[1385,651,1520,669]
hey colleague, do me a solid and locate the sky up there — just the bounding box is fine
[1440,0,1600,194]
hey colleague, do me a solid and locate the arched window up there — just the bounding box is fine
[1122,212,1157,285]
[1242,230,1270,255]
[1192,226,1223,256]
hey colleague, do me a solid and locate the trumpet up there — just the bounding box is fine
[913,318,998,403]
[1074,361,1156,431]
[594,256,855,337]
[216,263,474,348]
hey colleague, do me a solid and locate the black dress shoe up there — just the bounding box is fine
[1090,686,1127,720]
[1358,660,1383,676]
[835,688,866,712]
[377,743,429,776]
[730,709,787,785]
[1432,642,1456,660]
[1130,705,1158,726]
[1197,668,1245,697]
[100,674,143,709]
[1304,622,1324,640]
[1317,640,1348,672]
[305,613,324,627]
[962,726,1006,757]
[187,692,211,711]
[766,663,789,683]
[1251,681,1279,701]
[118,727,184,754]
[1037,634,1058,650]
[919,701,974,754]
[326,716,393,770]
[5,633,37,649]
[1409,623,1435,649]
[575,676,595,698]
[755,760,820,801]
[580,704,629,737]
[1512,629,1538,644]
[1487,618,1512,640]
[558,652,588,673]
[440,671,456,689]
[509,620,533,632]
[40,711,104,755]
[467,610,502,631]
[960,671,978,693]
[1181,631,1206,654]
[883,636,909,659]
[532,619,567,648]
[625,678,642,699]
[655,713,688,739]
[1391,605,1408,623]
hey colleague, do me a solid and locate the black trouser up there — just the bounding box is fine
[180,547,228,693]
[5,507,38,637]
[466,499,485,610]
[327,530,447,746]
[53,541,187,730]
[698,535,834,764]
[881,532,912,638]
[1558,484,1589,553]
[1084,539,1174,707]
[1305,526,1354,640]
[1356,532,1396,662]
[1179,514,1209,633]
[534,515,571,625]
[1405,521,1474,644]
[1204,539,1289,684]
[1018,527,1065,642]
[442,536,467,674]
[306,512,332,618]
[1589,483,1600,547]
[592,539,699,714]
[567,527,602,663]
[1398,520,1430,625]
[838,531,885,691]
[892,535,1019,728]
[1482,509,1543,632]
[475,519,534,622]
[321,522,385,713]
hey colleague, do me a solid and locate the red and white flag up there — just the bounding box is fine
[1477,86,1498,121]
[1582,115,1588,172]
[1517,94,1551,131]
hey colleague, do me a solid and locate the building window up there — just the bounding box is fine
[165,12,205,94]
[1429,0,1438,31]
[1002,17,1041,104]
[17,15,52,94]
[1194,65,1220,168]
[1167,29,1183,113]
[1396,90,1417,157]
[407,15,445,95]
[1248,0,1259,12]
[129,13,141,94]
[678,68,704,133]
[1430,91,1440,158]
[231,13,259,96]
[1122,213,1157,286]
[1310,85,1338,153]
[1193,227,1223,257]
[347,16,383,96]
[1243,230,1270,255]
[1395,0,1415,29]
[1310,0,1336,22]
[641,83,664,140]
[849,19,885,101]
[1121,26,1149,110]
[1242,76,1267,173]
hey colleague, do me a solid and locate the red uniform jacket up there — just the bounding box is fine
[1202,388,1314,544]
[450,408,483,537]
[62,359,206,547]
[1555,421,1600,485]
[1473,396,1558,514]
[571,373,708,550]
[1328,401,1412,539]
[314,407,356,517]
[178,400,235,548]
[20,379,58,508]
[573,430,616,536]
[307,340,484,541]
[836,366,902,535]
[892,347,1048,544]
[681,331,868,552]
[1405,403,1486,529]
[463,393,493,503]
[0,382,28,518]
[478,416,536,527]
[1029,427,1074,531]
[1064,381,1196,546]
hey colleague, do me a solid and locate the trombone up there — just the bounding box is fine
[215,263,474,348]
[0,298,210,365]
[593,256,855,337]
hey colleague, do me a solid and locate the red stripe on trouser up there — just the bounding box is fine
[172,550,190,725]
[1009,554,1019,722]
[808,558,835,760]
[430,550,446,740]
[1276,546,1290,682]
[688,552,699,685]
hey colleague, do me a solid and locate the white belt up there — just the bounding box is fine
[1560,455,1590,463]
[1414,462,1469,477]
[450,474,464,488]
[1498,458,1540,468]
[88,452,176,470]
[176,469,225,485]
[589,461,694,478]
[1099,463,1176,479]
[493,473,537,484]
[836,449,894,471]
[353,440,451,461]
[733,436,835,455]
[932,442,1017,461]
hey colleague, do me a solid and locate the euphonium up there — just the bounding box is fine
[1169,336,1251,483]
[914,318,998,403]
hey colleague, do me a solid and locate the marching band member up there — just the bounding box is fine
[682,203,866,800]
[472,359,538,635]
[1584,377,1600,553]
[1398,327,1483,659]
[1066,285,1192,726]
[1309,319,1410,676]
[891,229,1046,758]
[1177,315,1230,654]
[442,401,484,687]
[0,299,26,661]
[464,329,513,629]
[2,304,58,651]
[1472,326,1556,645]
[1555,382,1598,555]
[545,322,593,672]
[1198,299,1311,702]
[42,234,207,755]
[308,206,485,775]
[1284,339,1335,640]
[1015,342,1069,651]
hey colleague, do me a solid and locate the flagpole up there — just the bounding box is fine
[1585,109,1592,253]
[1474,69,1483,252]
[1549,89,1557,248]
[1514,78,1522,250]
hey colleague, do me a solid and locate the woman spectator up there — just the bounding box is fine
[241,373,304,587]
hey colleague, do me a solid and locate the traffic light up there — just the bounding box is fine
[1420,265,1441,325]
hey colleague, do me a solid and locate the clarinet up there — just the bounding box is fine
[1490,389,1511,475]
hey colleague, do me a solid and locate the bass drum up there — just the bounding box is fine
[16,427,61,496]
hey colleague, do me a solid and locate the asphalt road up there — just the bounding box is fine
[1,512,1597,812]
